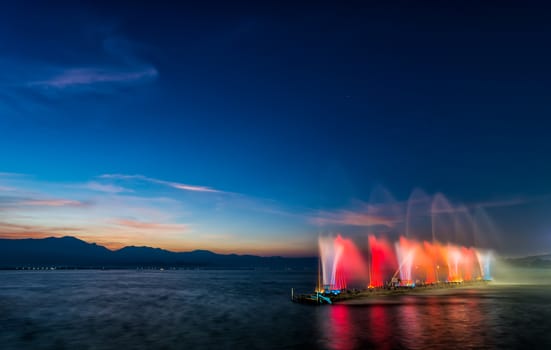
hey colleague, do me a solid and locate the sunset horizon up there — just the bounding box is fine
[2,171,549,257]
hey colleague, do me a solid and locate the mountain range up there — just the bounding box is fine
[0,236,317,269]
[504,254,551,268]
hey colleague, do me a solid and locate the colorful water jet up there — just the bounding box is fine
[318,235,368,291]
[367,235,396,288]
[319,235,493,290]
[316,191,496,291]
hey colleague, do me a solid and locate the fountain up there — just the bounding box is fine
[294,189,498,304]
[318,236,344,291]
[318,234,368,292]
[368,235,396,288]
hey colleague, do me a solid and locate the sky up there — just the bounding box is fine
[1,1,551,256]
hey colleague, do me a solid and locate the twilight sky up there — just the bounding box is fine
[1,1,551,256]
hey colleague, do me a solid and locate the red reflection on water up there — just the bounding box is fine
[369,305,392,350]
[398,298,424,348]
[421,292,488,347]
[326,305,356,350]
[319,292,493,349]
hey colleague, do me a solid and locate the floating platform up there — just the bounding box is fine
[291,280,491,305]
[292,291,333,305]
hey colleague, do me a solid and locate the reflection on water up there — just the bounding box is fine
[1,271,551,349]
[370,305,392,349]
[321,305,357,349]
[398,300,422,349]
[319,288,551,349]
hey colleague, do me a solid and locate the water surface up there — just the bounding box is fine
[1,270,550,349]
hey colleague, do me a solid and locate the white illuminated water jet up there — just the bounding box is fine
[476,250,493,281]
[395,242,416,284]
[318,236,343,290]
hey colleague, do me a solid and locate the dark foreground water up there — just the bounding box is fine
[1,270,551,349]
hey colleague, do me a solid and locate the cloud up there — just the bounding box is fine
[18,199,88,207]
[0,220,82,240]
[0,35,158,108]
[310,210,397,228]
[0,172,193,250]
[0,172,28,178]
[100,174,222,193]
[114,219,187,233]
[168,182,220,193]
[28,66,158,89]
[84,181,132,193]
[34,35,159,91]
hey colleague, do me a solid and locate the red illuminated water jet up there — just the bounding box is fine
[319,235,492,290]
[368,235,396,288]
[318,235,368,290]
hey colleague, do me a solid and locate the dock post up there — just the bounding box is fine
[291,288,294,300]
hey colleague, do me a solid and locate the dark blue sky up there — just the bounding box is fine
[1,1,550,255]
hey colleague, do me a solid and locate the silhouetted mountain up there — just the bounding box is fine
[0,236,112,266]
[0,236,317,269]
[505,254,551,268]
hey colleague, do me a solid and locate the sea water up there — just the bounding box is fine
[0,269,550,349]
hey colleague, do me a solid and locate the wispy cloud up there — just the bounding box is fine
[100,174,222,193]
[0,220,82,240]
[0,172,28,178]
[28,67,157,89]
[310,210,397,228]
[0,173,194,250]
[168,182,220,193]
[18,199,88,207]
[0,35,158,109]
[84,181,132,194]
[114,219,187,233]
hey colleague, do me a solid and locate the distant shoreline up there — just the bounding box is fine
[0,266,314,271]
[0,236,317,270]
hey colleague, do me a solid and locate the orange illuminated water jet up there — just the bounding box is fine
[319,235,493,290]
